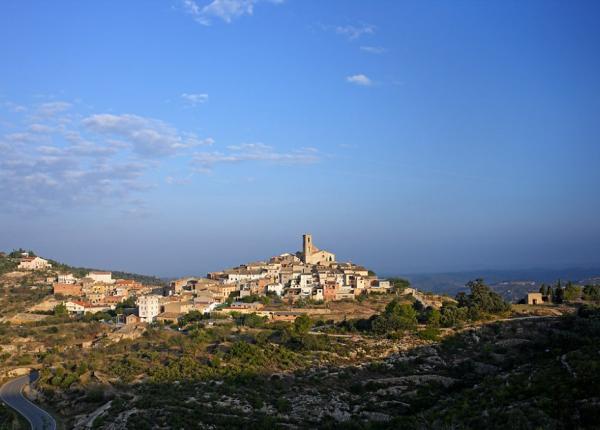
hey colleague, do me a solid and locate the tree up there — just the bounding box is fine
[440,303,469,327]
[564,283,581,301]
[553,287,564,304]
[583,285,600,302]
[372,300,418,333]
[237,313,267,328]
[294,314,312,335]
[425,308,441,327]
[54,303,68,317]
[465,279,510,314]
[389,278,410,293]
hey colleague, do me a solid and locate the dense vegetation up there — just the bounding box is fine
[4,276,600,429]
[335,279,510,338]
[68,305,600,429]
[538,280,600,304]
[0,404,27,430]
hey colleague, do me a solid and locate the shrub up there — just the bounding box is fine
[418,327,441,341]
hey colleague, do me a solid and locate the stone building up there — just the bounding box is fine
[527,292,544,305]
[302,234,335,265]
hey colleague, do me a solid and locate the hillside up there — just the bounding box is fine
[403,267,600,301]
[0,250,167,286]
[47,307,600,429]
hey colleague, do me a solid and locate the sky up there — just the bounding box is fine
[0,0,599,278]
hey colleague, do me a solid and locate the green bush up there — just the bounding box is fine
[418,327,441,341]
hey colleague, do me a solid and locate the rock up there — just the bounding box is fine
[360,411,391,422]
[472,361,499,375]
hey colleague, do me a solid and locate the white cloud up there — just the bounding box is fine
[182,0,283,25]
[2,101,27,113]
[82,113,213,157]
[28,123,55,133]
[36,101,72,117]
[335,24,375,40]
[193,142,319,172]
[3,132,39,143]
[0,103,214,213]
[346,74,372,86]
[181,93,209,106]
[360,46,386,54]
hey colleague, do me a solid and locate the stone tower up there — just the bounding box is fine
[303,234,314,263]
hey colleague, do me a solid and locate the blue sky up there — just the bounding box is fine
[0,0,599,277]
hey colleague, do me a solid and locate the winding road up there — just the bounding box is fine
[0,371,56,430]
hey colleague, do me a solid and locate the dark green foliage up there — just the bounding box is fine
[0,253,18,275]
[8,248,36,258]
[583,285,600,302]
[388,277,410,293]
[464,279,510,313]
[440,279,509,328]
[372,300,418,334]
[563,282,581,301]
[0,403,28,430]
[235,312,268,328]
[417,327,441,341]
[293,314,312,335]
[53,302,68,317]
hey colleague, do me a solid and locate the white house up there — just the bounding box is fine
[266,283,284,296]
[18,256,52,271]
[224,270,266,284]
[64,301,85,314]
[137,295,161,323]
[64,301,113,314]
[88,271,114,284]
[57,273,77,284]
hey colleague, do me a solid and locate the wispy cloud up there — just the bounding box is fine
[1,98,324,213]
[360,46,386,54]
[82,113,213,157]
[182,0,283,25]
[2,101,27,113]
[36,101,72,117]
[346,74,372,86]
[0,101,213,214]
[192,143,320,172]
[335,23,375,40]
[181,92,209,106]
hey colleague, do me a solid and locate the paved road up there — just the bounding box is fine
[0,371,56,430]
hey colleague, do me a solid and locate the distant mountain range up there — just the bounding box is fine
[394,267,600,302]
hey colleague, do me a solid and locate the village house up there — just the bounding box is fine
[137,294,161,323]
[57,273,77,284]
[163,300,193,315]
[18,256,51,270]
[88,271,115,284]
[125,314,140,325]
[64,300,113,314]
[156,312,181,324]
[115,279,143,291]
[53,283,83,297]
[527,292,544,305]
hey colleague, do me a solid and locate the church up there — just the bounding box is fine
[301,234,335,265]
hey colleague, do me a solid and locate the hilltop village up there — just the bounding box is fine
[5,235,392,324]
[2,242,600,429]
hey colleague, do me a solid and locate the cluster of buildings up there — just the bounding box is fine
[51,271,153,314]
[48,234,392,324]
[204,234,391,302]
[136,234,392,323]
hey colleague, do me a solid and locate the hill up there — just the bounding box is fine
[0,250,167,286]
[401,267,600,301]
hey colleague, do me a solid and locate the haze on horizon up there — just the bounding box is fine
[0,1,599,278]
